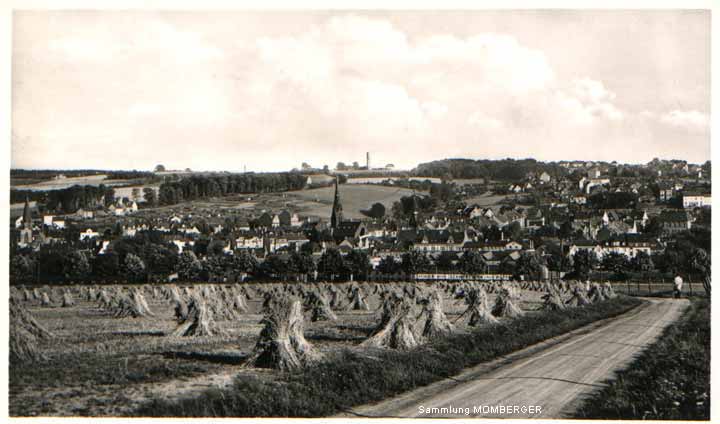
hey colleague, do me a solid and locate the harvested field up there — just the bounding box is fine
[9,280,618,417]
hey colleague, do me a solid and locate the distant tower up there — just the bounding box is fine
[366,152,370,170]
[19,197,33,246]
[330,176,343,229]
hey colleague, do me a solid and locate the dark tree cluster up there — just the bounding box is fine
[158,172,308,205]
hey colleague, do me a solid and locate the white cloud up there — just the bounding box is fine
[555,78,624,125]
[468,111,504,129]
[128,103,162,117]
[660,109,709,131]
[12,12,710,170]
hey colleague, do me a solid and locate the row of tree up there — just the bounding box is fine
[157,172,308,205]
[11,184,116,213]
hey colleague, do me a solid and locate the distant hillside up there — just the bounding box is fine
[412,158,568,182]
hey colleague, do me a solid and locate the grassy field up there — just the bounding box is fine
[463,192,513,208]
[135,295,642,417]
[10,281,551,416]
[573,297,710,420]
[288,184,415,219]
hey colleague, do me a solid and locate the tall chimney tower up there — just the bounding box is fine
[366,152,370,170]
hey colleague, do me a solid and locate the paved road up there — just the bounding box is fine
[345,298,689,419]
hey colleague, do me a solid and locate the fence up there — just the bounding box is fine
[611,278,704,297]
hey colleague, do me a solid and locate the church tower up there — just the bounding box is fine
[330,176,343,229]
[19,197,33,246]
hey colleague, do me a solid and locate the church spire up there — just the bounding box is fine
[23,196,32,229]
[331,175,343,229]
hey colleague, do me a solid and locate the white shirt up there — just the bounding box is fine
[674,276,683,290]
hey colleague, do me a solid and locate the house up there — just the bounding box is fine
[658,210,692,235]
[572,195,587,205]
[76,208,94,219]
[277,210,292,226]
[290,213,301,227]
[657,182,674,202]
[539,172,551,183]
[682,191,711,209]
[79,228,100,240]
[236,235,264,250]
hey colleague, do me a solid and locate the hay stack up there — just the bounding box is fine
[233,292,249,313]
[492,287,524,318]
[541,287,566,311]
[362,297,419,350]
[40,292,52,307]
[603,282,617,299]
[11,298,53,339]
[347,286,369,311]
[456,287,498,326]
[420,290,455,338]
[305,290,337,322]
[174,298,189,321]
[112,290,154,318]
[244,296,321,371]
[588,283,606,303]
[171,297,222,337]
[132,290,155,316]
[10,299,52,362]
[61,291,75,307]
[565,286,591,307]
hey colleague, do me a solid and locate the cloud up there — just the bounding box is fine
[660,109,709,131]
[45,20,222,65]
[12,12,709,170]
[555,78,624,125]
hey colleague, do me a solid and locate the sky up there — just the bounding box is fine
[11,10,711,172]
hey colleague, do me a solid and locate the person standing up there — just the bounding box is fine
[673,275,684,298]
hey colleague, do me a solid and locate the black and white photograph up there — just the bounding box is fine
[4,4,714,421]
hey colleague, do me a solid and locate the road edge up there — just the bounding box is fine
[339,298,651,418]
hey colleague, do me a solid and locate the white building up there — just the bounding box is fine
[79,228,99,240]
[683,193,711,209]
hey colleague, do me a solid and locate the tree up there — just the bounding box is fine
[155,164,166,172]
[288,251,315,278]
[691,248,711,295]
[345,250,370,279]
[318,249,346,280]
[123,253,146,283]
[10,255,34,283]
[515,252,543,279]
[259,254,288,279]
[362,202,386,219]
[63,250,91,281]
[601,252,630,277]
[401,251,431,275]
[143,188,157,206]
[631,251,654,272]
[459,251,486,274]
[176,250,203,281]
[301,162,312,170]
[336,162,347,171]
[436,251,458,271]
[378,255,401,274]
[232,250,259,274]
[92,252,120,280]
[131,188,141,202]
[572,250,597,280]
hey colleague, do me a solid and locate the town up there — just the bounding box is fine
[10,156,711,288]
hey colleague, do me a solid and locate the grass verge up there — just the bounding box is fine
[573,297,710,420]
[134,296,642,417]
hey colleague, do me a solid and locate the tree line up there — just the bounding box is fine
[157,172,308,205]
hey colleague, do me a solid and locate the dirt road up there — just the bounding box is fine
[345,298,689,419]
